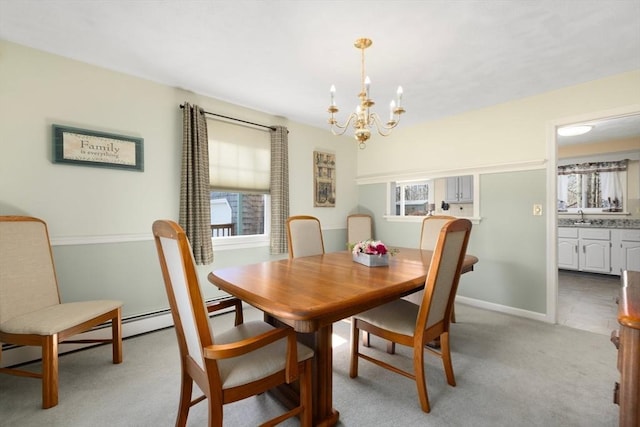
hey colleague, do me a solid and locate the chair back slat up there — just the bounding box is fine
[419,215,455,250]
[417,219,471,331]
[347,214,373,245]
[0,217,61,324]
[287,216,324,258]
[153,221,214,371]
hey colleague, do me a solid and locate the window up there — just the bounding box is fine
[557,160,628,212]
[208,119,271,238]
[393,180,434,216]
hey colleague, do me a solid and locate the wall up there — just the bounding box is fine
[356,71,640,319]
[0,41,357,319]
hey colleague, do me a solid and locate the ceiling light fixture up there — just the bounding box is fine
[327,38,405,149]
[557,125,593,136]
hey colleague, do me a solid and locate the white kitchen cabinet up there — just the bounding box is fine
[558,227,613,274]
[579,228,611,274]
[558,227,579,270]
[620,229,640,273]
[445,175,473,203]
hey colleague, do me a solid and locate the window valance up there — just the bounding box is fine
[558,159,628,175]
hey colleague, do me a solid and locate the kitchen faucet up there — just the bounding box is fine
[578,209,585,223]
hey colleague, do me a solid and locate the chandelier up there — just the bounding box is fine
[327,38,405,149]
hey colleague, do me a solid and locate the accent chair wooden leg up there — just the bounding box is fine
[42,335,59,409]
[413,344,430,413]
[361,330,370,347]
[176,374,193,427]
[233,299,244,326]
[350,322,359,378]
[386,341,396,354]
[112,309,123,364]
[440,332,456,386]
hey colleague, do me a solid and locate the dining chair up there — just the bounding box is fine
[152,220,313,427]
[286,215,325,258]
[347,213,373,245]
[404,215,456,306]
[349,218,472,413]
[0,216,123,409]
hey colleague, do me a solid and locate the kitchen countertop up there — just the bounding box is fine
[558,218,640,229]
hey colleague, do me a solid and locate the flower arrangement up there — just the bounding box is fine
[350,240,397,267]
[351,240,392,256]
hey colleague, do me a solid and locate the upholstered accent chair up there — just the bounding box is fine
[152,219,314,426]
[349,218,472,413]
[286,215,325,258]
[0,216,123,408]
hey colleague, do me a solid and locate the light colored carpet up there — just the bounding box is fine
[0,304,619,426]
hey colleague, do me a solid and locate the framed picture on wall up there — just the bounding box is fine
[314,151,336,207]
[52,125,144,172]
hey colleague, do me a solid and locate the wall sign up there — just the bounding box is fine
[52,125,144,172]
[313,151,336,207]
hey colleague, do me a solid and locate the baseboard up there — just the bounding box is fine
[456,295,549,323]
[0,301,235,368]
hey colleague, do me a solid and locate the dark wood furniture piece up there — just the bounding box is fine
[612,270,640,426]
[153,220,314,426]
[208,247,478,426]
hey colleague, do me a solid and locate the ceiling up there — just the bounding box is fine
[1,0,639,141]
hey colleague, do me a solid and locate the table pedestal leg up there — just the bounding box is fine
[265,314,339,426]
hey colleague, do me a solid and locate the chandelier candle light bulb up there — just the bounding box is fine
[327,37,406,149]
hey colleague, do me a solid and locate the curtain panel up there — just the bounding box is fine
[270,126,289,254]
[179,103,214,265]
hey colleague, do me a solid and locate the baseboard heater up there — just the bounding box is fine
[0,298,238,368]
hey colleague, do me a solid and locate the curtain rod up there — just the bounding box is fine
[180,104,276,131]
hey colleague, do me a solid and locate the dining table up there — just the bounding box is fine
[207,247,478,426]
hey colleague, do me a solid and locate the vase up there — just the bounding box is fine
[353,253,389,267]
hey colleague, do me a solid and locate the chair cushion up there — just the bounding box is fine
[214,321,314,389]
[0,300,122,335]
[354,299,419,337]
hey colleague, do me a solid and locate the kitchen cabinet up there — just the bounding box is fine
[558,227,612,274]
[558,227,579,270]
[445,175,473,203]
[620,229,640,273]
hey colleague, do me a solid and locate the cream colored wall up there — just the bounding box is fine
[0,40,356,317]
[558,137,640,159]
[357,71,640,176]
[355,70,640,319]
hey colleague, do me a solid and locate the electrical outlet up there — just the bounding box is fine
[533,204,542,216]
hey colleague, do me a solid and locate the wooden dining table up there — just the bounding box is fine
[208,247,478,426]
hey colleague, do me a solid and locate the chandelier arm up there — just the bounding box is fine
[330,113,357,135]
[369,112,401,136]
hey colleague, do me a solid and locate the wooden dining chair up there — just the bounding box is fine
[0,216,123,409]
[347,213,373,245]
[286,215,325,258]
[349,218,472,413]
[404,215,456,307]
[152,220,313,427]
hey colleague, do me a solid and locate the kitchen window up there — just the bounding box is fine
[557,159,628,213]
[393,180,434,216]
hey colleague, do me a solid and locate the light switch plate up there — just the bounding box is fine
[533,204,542,216]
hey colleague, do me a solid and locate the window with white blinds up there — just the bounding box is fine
[207,118,270,193]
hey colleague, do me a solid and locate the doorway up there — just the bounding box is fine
[551,108,640,334]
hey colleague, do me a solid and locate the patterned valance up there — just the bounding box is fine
[558,159,628,175]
